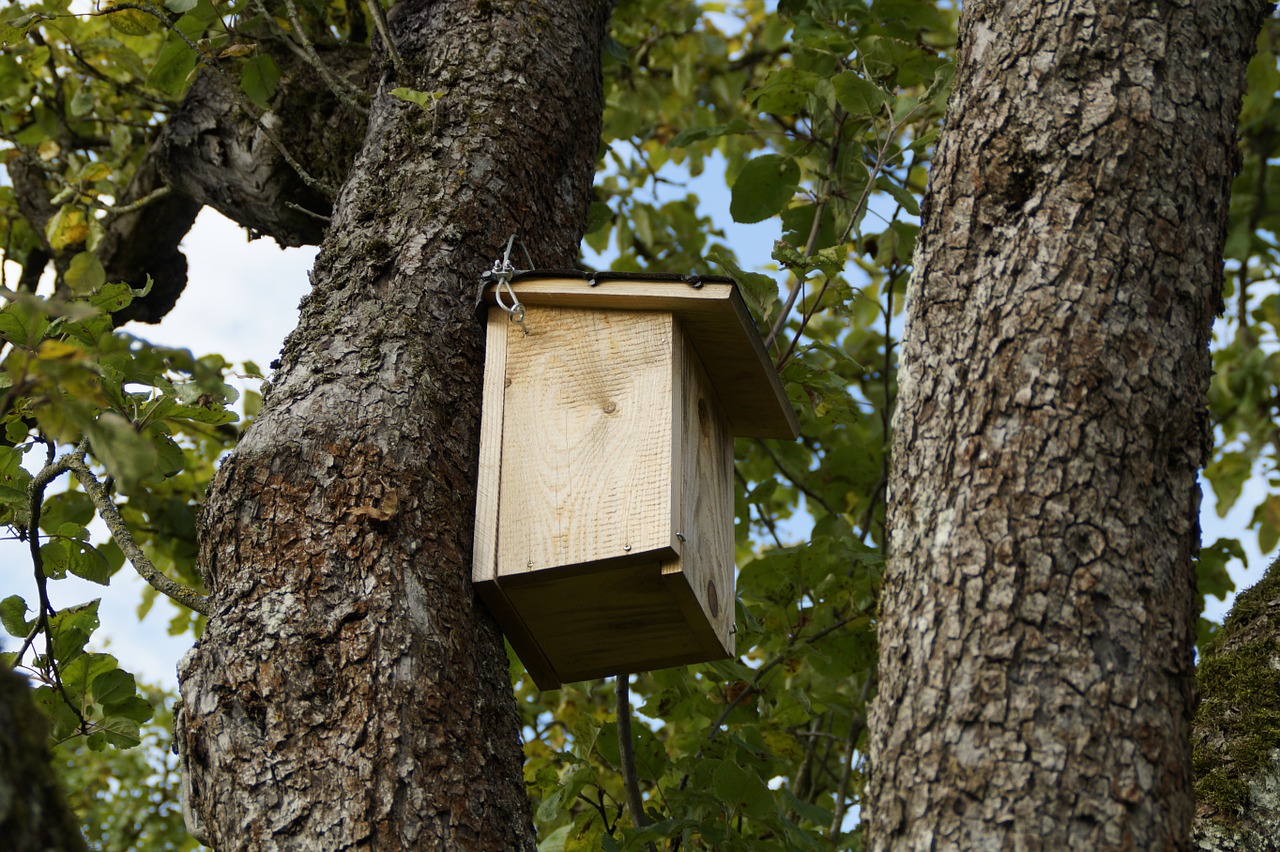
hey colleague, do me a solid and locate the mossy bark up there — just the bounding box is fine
[1192,557,1280,849]
[175,0,612,847]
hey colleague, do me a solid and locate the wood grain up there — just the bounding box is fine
[670,330,736,656]
[496,306,679,576]
[481,276,799,439]
[471,311,509,585]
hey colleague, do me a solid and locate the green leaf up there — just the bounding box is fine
[240,54,281,110]
[1205,451,1252,516]
[90,669,136,706]
[86,412,159,493]
[0,595,30,638]
[707,251,779,324]
[875,175,921,217]
[97,714,142,749]
[33,686,81,741]
[60,648,115,703]
[89,282,138,314]
[712,759,775,816]
[833,70,886,118]
[585,201,612,234]
[1253,494,1280,555]
[389,87,444,111]
[1197,538,1242,605]
[0,302,49,347]
[730,154,800,224]
[40,489,96,534]
[104,694,154,724]
[596,720,668,780]
[65,252,106,295]
[164,0,198,11]
[69,88,95,117]
[147,33,198,97]
[749,67,820,114]
[41,539,111,585]
[668,118,751,148]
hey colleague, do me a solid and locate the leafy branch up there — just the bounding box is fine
[67,452,210,616]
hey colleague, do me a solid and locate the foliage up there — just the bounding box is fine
[0,0,1277,849]
[1206,14,1280,605]
[51,683,198,851]
[522,0,952,847]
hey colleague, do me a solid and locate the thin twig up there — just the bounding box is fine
[66,454,210,615]
[364,0,404,77]
[616,676,658,850]
[274,0,369,113]
[26,443,88,731]
[753,438,838,517]
[763,111,845,351]
[827,676,874,840]
[103,185,171,217]
[285,201,332,223]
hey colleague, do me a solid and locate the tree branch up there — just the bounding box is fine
[615,676,654,838]
[66,455,210,616]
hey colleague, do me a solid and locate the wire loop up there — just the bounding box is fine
[489,235,529,334]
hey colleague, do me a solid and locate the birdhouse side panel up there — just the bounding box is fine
[495,306,678,576]
[671,332,736,655]
[473,311,510,585]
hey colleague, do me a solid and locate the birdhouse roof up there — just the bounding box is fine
[481,270,799,439]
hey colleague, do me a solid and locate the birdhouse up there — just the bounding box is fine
[472,271,798,690]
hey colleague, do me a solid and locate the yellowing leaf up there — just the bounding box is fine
[79,162,112,183]
[37,139,60,162]
[104,2,160,36]
[37,339,86,361]
[219,43,255,58]
[45,207,89,251]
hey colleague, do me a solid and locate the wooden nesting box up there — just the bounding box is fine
[472,272,798,689]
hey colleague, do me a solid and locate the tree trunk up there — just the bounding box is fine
[868,2,1268,849]
[176,0,611,847]
[1192,556,1280,849]
[0,669,87,852]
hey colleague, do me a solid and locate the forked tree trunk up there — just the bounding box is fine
[869,2,1268,848]
[176,1,611,847]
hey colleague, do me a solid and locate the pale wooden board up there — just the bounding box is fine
[500,560,730,684]
[482,277,799,439]
[496,306,678,577]
[472,312,509,584]
[670,330,736,655]
[473,578,560,689]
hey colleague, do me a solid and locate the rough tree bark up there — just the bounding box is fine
[175,0,612,847]
[1192,556,1280,849]
[868,2,1269,849]
[0,668,87,851]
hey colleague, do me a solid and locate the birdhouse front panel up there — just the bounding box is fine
[473,272,799,690]
[496,307,680,573]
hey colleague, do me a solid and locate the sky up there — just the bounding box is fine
[0,170,1268,690]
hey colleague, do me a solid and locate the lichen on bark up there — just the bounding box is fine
[867,1,1270,848]
[174,0,613,847]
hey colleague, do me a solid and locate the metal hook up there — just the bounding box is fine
[488,235,528,334]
